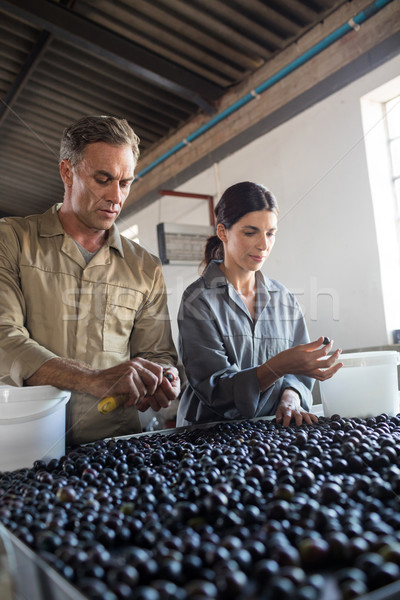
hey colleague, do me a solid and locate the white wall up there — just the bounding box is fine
[119,54,400,352]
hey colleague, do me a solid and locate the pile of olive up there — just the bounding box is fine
[1,413,400,600]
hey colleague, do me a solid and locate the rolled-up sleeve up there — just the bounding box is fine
[0,223,57,385]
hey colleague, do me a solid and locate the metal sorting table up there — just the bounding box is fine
[2,410,400,600]
[0,522,86,600]
[2,517,400,600]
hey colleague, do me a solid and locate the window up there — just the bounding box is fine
[385,95,400,241]
[121,223,140,244]
[361,77,400,343]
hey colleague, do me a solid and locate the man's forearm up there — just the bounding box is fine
[25,356,175,404]
[25,357,98,395]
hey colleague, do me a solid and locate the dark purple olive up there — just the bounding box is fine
[55,486,77,503]
[298,538,330,568]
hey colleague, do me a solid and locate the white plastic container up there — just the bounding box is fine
[320,351,400,419]
[0,385,71,471]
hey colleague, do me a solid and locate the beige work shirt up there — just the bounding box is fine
[0,204,178,445]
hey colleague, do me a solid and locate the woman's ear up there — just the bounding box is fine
[59,159,74,188]
[216,223,227,243]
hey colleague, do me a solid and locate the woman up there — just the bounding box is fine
[177,181,342,427]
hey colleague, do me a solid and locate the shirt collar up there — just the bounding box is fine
[202,260,227,288]
[202,259,279,293]
[38,204,65,237]
[38,203,124,257]
[108,223,124,257]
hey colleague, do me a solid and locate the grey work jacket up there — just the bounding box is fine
[0,204,178,445]
[177,261,313,426]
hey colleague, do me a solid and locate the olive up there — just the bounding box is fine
[298,538,330,568]
[56,486,77,503]
[184,579,218,598]
[294,584,319,600]
[253,558,279,582]
[79,578,118,600]
[128,586,160,600]
[152,580,186,600]
[266,574,296,600]
[163,371,175,383]
[369,561,400,590]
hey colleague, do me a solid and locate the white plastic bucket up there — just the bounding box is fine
[0,386,71,471]
[320,351,400,419]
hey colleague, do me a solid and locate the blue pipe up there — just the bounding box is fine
[135,0,394,181]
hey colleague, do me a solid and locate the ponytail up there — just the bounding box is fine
[201,234,223,272]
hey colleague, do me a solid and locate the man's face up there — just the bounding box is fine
[63,141,135,232]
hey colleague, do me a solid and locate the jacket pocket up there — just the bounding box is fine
[103,287,143,353]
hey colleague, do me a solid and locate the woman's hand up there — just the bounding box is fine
[257,337,342,392]
[276,388,318,427]
[271,337,342,380]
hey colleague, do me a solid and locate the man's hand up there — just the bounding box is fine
[25,356,180,412]
[92,357,164,404]
[135,367,180,412]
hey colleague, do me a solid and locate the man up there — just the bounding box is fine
[0,115,180,445]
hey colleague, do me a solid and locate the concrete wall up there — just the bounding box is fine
[119,54,400,352]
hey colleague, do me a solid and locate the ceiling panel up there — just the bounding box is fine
[0,0,349,217]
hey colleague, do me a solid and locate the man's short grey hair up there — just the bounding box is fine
[59,115,140,166]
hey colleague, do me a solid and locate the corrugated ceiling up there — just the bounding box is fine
[0,0,347,218]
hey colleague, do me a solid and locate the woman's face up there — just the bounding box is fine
[217,209,278,273]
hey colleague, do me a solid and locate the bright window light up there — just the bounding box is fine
[121,224,140,244]
[385,95,400,209]
[361,77,400,343]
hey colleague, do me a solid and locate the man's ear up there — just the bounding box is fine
[60,159,73,188]
[216,223,227,243]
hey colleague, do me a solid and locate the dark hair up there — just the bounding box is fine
[59,115,140,166]
[203,181,279,268]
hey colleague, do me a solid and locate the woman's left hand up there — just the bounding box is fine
[275,388,318,427]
